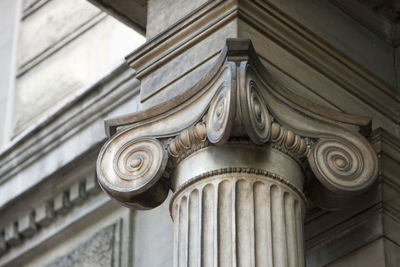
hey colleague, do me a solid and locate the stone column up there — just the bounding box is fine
[170,144,305,267]
[96,39,378,267]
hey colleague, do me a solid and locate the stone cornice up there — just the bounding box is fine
[0,173,102,258]
[97,39,379,210]
[239,0,398,124]
[329,0,400,46]
[87,0,147,35]
[0,63,140,212]
[122,0,398,126]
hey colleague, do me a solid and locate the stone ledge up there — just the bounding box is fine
[0,174,101,258]
[0,193,127,267]
[0,63,140,208]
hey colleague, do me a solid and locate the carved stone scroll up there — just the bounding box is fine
[308,135,377,194]
[97,137,169,209]
[96,38,379,266]
[239,65,272,144]
[238,47,378,207]
[206,84,235,145]
[97,56,237,210]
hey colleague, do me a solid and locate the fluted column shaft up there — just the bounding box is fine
[170,144,305,267]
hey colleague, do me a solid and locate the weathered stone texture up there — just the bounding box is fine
[14,0,145,136]
[46,224,116,267]
[18,0,101,68]
[147,0,208,38]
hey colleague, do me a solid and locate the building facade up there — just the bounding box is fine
[0,0,400,266]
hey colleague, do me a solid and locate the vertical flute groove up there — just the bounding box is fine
[232,179,237,267]
[188,190,199,267]
[285,193,296,267]
[218,180,233,267]
[295,200,305,267]
[271,185,288,267]
[173,201,180,267]
[236,180,255,267]
[186,195,190,267]
[198,188,203,267]
[213,181,218,267]
[178,196,188,267]
[268,184,274,266]
[172,175,304,267]
[254,182,271,266]
[201,184,214,267]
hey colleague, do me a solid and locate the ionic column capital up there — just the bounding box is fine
[96,38,378,210]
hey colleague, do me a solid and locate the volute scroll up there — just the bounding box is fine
[238,61,272,145]
[308,135,378,195]
[97,136,169,209]
[237,43,378,208]
[96,38,379,211]
[206,83,236,145]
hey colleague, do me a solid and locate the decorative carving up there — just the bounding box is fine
[0,175,101,257]
[97,137,169,209]
[235,42,378,207]
[170,175,305,267]
[240,68,272,144]
[308,136,377,195]
[46,224,116,267]
[96,38,378,211]
[206,84,235,145]
[92,38,381,267]
[169,122,207,158]
[271,122,309,158]
[170,167,307,208]
[96,58,236,209]
[113,138,165,182]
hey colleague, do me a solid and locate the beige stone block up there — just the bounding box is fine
[69,182,86,205]
[239,19,396,135]
[14,16,145,134]
[265,0,395,88]
[147,0,208,38]
[141,20,237,107]
[4,223,20,246]
[18,212,37,237]
[133,195,173,267]
[34,201,54,227]
[326,238,396,267]
[85,174,100,195]
[384,238,400,267]
[18,0,101,68]
[54,192,71,215]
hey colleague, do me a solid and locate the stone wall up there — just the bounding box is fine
[9,0,145,137]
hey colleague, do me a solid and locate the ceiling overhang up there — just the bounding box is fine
[87,0,147,35]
